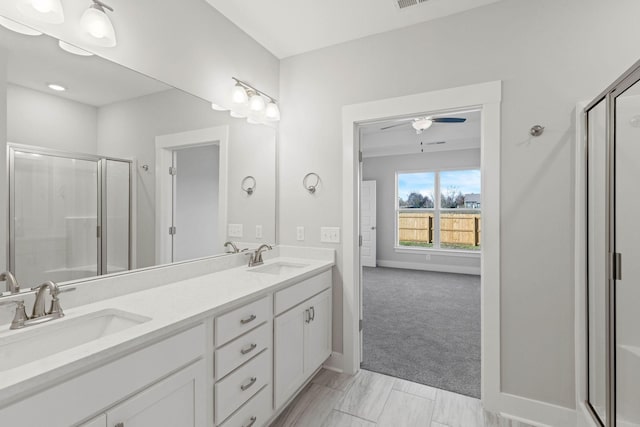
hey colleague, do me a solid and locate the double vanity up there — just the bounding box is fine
[0,246,335,427]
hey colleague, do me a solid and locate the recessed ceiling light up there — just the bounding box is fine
[47,83,66,91]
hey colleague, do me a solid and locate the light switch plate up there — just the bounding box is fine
[296,226,305,241]
[228,223,243,238]
[255,225,263,239]
[320,227,340,243]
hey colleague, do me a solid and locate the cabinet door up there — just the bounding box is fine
[106,360,205,427]
[304,289,332,376]
[274,304,306,409]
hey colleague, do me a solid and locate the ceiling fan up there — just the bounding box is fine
[381,116,466,134]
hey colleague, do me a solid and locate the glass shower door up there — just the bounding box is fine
[104,159,131,274]
[11,151,99,287]
[614,78,640,427]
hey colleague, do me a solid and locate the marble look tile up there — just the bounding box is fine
[377,390,435,427]
[432,389,484,427]
[271,383,344,427]
[312,368,357,392]
[321,411,376,427]
[393,377,438,400]
[483,410,536,427]
[336,370,395,422]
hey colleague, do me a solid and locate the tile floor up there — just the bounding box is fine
[270,369,535,427]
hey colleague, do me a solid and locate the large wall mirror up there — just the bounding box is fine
[0,20,277,289]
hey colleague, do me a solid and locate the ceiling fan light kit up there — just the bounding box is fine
[381,115,467,134]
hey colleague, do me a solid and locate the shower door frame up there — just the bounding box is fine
[7,143,134,278]
[584,59,640,427]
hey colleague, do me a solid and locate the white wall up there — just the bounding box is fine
[362,148,481,273]
[7,84,98,153]
[278,0,640,410]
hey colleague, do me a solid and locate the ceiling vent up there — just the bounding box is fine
[393,0,429,9]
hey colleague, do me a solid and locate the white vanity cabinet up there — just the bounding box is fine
[274,271,332,409]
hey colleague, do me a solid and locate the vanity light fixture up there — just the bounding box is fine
[231,77,280,124]
[58,40,93,56]
[0,15,42,35]
[81,0,117,47]
[47,83,66,91]
[17,0,65,24]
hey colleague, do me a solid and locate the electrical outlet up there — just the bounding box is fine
[296,226,305,241]
[320,227,340,243]
[228,223,243,238]
[255,225,263,239]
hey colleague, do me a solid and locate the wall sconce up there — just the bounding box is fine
[81,0,117,47]
[229,77,280,125]
[17,0,65,24]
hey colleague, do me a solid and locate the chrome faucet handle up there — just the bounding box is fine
[0,300,29,330]
[49,287,74,317]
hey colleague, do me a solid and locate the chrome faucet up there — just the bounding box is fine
[0,281,72,330]
[0,271,20,294]
[248,244,273,267]
[224,241,240,253]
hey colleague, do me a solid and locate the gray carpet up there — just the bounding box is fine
[361,266,481,398]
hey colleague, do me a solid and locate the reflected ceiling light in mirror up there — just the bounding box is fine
[47,83,66,91]
[231,77,280,124]
[58,40,93,56]
[230,110,246,119]
[81,0,116,47]
[0,16,42,35]
[17,0,65,24]
[211,103,227,111]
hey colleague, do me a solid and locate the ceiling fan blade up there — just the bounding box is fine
[431,117,466,123]
[380,122,410,131]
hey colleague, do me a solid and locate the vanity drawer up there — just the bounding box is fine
[219,384,271,427]
[215,350,270,424]
[216,296,270,347]
[216,322,271,379]
[274,270,331,315]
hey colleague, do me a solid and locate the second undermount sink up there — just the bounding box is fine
[0,309,151,372]
[249,261,309,275]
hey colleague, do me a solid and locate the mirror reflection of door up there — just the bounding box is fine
[171,144,220,263]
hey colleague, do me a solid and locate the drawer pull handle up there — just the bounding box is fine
[243,416,257,427]
[241,314,257,324]
[241,343,258,355]
[241,376,257,391]
[305,309,311,323]
[310,306,315,321]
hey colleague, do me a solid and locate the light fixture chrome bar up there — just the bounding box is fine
[91,0,114,12]
[232,77,278,104]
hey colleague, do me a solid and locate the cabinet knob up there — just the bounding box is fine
[240,376,257,391]
[243,416,257,427]
[240,314,257,325]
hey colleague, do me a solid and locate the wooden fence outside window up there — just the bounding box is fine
[398,211,481,247]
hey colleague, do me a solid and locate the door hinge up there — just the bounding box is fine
[359,235,363,247]
[612,252,622,280]
[169,226,177,235]
[359,319,363,331]
[96,225,101,238]
[169,166,177,176]
[358,151,363,162]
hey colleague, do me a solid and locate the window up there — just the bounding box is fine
[397,169,481,251]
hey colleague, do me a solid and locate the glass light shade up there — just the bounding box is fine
[231,85,248,105]
[0,16,42,35]
[81,5,117,47]
[211,103,227,111]
[58,40,93,56]
[230,110,246,119]
[17,0,64,24]
[412,118,433,131]
[265,102,280,121]
[249,93,266,112]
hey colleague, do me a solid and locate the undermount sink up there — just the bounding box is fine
[0,309,151,371]
[249,261,309,275]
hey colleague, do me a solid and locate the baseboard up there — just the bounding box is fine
[323,352,344,373]
[377,259,481,275]
[499,392,577,427]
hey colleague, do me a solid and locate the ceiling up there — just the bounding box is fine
[0,26,170,107]
[361,110,480,157]
[205,0,502,58]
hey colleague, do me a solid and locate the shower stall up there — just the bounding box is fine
[585,61,640,427]
[8,144,132,288]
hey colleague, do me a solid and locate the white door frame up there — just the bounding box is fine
[155,126,229,265]
[342,81,501,407]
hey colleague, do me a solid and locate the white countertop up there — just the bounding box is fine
[0,255,334,406]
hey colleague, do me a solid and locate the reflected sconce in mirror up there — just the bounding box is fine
[303,172,320,194]
[0,15,42,35]
[242,176,256,195]
[81,0,117,47]
[229,77,280,125]
[17,0,65,24]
